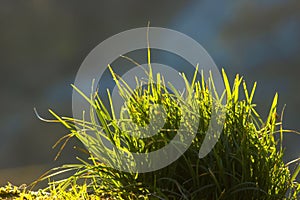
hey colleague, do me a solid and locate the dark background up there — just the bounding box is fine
[0,1,299,186]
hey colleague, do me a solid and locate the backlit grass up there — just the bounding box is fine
[23,62,300,199]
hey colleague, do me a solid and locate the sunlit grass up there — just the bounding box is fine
[18,60,299,200]
[2,41,298,198]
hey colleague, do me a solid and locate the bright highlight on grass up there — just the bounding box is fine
[21,61,299,199]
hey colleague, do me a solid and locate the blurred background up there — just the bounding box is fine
[0,0,299,186]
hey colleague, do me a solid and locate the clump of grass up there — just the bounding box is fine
[33,60,299,199]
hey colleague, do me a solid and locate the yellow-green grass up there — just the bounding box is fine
[2,56,299,199]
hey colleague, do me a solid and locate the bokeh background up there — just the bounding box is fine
[0,1,299,186]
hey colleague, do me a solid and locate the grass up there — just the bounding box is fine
[1,58,299,199]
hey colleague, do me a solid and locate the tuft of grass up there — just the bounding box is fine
[30,52,299,199]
